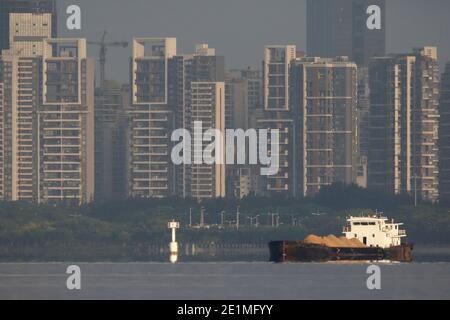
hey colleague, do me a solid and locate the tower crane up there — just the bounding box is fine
[87,31,128,88]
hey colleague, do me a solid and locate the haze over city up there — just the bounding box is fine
[57,0,450,82]
[1,0,450,203]
[3,0,450,302]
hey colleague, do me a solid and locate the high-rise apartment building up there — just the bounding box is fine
[258,45,296,196]
[39,39,95,205]
[291,56,357,196]
[189,81,226,199]
[355,67,370,188]
[224,71,248,197]
[0,8,54,202]
[225,75,245,131]
[439,63,450,204]
[169,44,226,199]
[242,68,263,130]
[225,68,262,130]
[94,81,128,202]
[307,0,386,66]
[368,47,440,203]
[0,77,4,199]
[129,38,177,198]
[225,69,263,199]
[0,53,41,201]
[356,68,370,157]
[0,0,57,53]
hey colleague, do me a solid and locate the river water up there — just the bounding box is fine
[0,245,449,300]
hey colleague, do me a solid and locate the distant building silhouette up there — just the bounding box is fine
[307,0,386,66]
[94,81,128,202]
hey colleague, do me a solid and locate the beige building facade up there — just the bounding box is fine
[129,38,177,198]
[368,47,440,203]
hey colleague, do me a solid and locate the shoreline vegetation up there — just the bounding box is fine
[1,184,450,262]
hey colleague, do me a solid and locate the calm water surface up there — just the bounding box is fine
[0,245,449,300]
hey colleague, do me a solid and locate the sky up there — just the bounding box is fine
[58,0,450,83]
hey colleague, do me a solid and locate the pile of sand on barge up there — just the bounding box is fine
[303,234,366,248]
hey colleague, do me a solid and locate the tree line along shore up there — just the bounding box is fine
[1,184,450,261]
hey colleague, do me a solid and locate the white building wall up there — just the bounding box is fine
[10,13,52,57]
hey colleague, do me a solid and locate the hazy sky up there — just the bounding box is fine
[58,0,450,83]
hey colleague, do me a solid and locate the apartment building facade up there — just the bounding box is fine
[368,47,440,203]
[0,53,41,201]
[225,69,264,198]
[439,63,450,204]
[9,12,52,57]
[169,44,226,199]
[0,77,4,199]
[0,8,55,202]
[258,45,297,196]
[290,56,358,197]
[0,0,57,53]
[39,39,95,205]
[129,38,177,198]
[189,81,226,199]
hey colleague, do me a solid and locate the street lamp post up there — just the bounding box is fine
[200,207,205,228]
[236,206,240,230]
[413,175,419,207]
[219,211,225,228]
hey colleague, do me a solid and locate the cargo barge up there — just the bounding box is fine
[269,215,413,263]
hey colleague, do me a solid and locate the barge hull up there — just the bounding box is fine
[269,241,413,263]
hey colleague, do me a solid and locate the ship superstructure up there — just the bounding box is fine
[343,215,407,248]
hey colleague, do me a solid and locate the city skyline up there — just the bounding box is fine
[1,0,450,204]
[2,0,450,303]
[56,0,450,83]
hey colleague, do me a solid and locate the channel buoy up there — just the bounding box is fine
[168,221,180,263]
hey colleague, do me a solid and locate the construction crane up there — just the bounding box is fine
[87,31,128,88]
